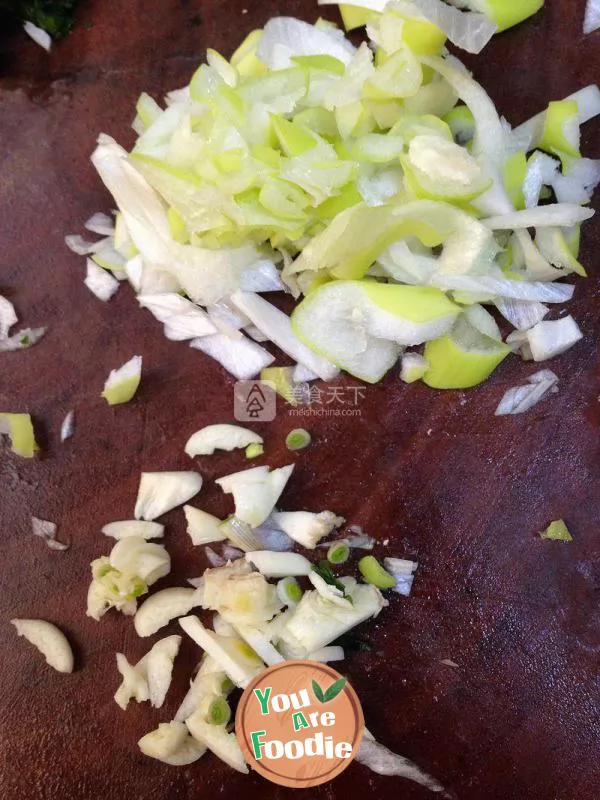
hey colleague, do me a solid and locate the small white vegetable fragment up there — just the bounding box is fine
[231,623,285,666]
[135,471,203,520]
[0,296,17,339]
[138,294,217,341]
[109,537,170,584]
[216,465,294,527]
[23,21,51,51]
[102,355,142,406]
[11,619,74,673]
[85,211,115,236]
[309,570,352,608]
[84,259,120,301]
[139,722,206,766]
[526,316,583,362]
[0,326,47,352]
[190,332,274,381]
[179,616,264,688]
[135,587,202,637]
[142,635,182,708]
[245,550,312,578]
[308,646,345,663]
[400,353,429,384]
[495,370,559,416]
[271,510,345,549]
[185,424,263,457]
[383,558,418,597]
[186,712,248,773]
[357,729,446,794]
[60,410,75,442]
[584,0,600,34]
[102,520,164,540]
[115,635,181,709]
[31,516,69,551]
[483,204,594,230]
[184,505,225,546]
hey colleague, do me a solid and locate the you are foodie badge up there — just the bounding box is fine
[236,660,364,787]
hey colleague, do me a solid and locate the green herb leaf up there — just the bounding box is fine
[312,561,346,593]
[323,677,347,702]
[311,679,325,703]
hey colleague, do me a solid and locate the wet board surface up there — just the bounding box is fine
[1,2,599,798]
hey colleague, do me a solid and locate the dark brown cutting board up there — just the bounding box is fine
[1,2,599,798]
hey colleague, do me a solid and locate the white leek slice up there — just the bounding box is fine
[32,516,68,551]
[278,584,386,654]
[308,645,345,663]
[231,623,285,666]
[514,85,600,147]
[551,157,600,205]
[23,21,52,51]
[60,410,75,442]
[85,211,115,236]
[202,561,282,624]
[245,550,312,578]
[383,557,418,596]
[216,465,295,527]
[494,298,548,331]
[186,712,248,773]
[0,296,17,338]
[65,234,110,255]
[271,510,345,549]
[102,520,164,540]
[523,152,559,209]
[185,424,263,457]
[258,16,355,70]
[102,355,142,406]
[230,291,339,381]
[412,0,496,54]
[526,316,583,361]
[134,587,202,637]
[109,537,170,585]
[114,653,149,709]
[84,259,120,301]
[179,616,264,688]
[483,204,594,230]
[400,353,429,384]
[11,619,74,673]
[357,729,447,794]
[241,259,286,292]
[135,471,203,520]
[184,505,225,546]
[140,635,182,708]
[433,274,574,304]
[138,293,217,340]
[190,332,275,380]
[139,722,206,765]
[293,363,319,382]
[495,369,558,416]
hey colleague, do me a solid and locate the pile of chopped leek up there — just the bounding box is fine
[67,0,599,392]
[75,421,434,788]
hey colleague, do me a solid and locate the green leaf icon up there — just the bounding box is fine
[312,679,325,703]
[323,677,347,702]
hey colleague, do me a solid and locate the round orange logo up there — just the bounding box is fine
[236,660,364,788]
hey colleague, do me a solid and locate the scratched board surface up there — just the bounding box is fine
[1,2,599,798]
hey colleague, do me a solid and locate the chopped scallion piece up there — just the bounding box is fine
[245,442,264,459]
[276,576,303,607]
[327,541,350,565]
[286,428,311,451]
[207,697,231,726]
[358,555,396,589]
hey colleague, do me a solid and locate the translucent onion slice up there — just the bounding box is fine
[494,369,558,416]
[526,316,583,361]
[190,332,274,380]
